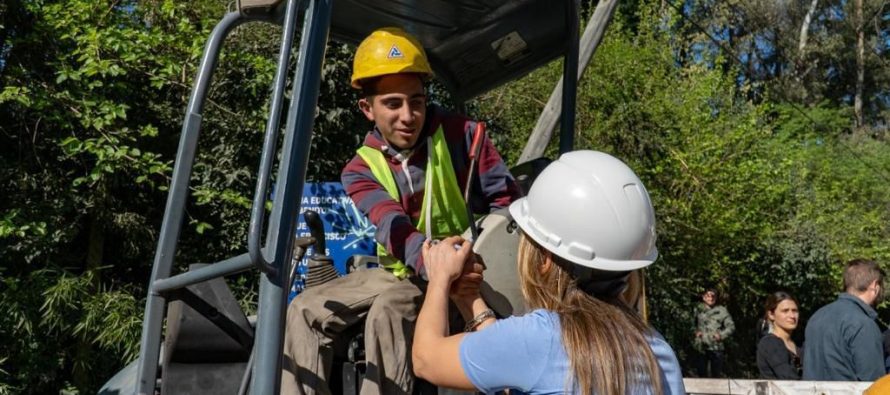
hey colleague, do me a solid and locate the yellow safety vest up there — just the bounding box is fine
[356,127,469,279]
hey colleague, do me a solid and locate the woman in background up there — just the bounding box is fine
[756,291,802,379]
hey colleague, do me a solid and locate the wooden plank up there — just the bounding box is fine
[516,0,619,164]
[684,378,873,395]
[684,378,733,394]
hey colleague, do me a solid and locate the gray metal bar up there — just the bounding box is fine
[237,237,311,395]
[151,253,253,294]
[134,11,247,395]
[238,345,256,395]
[249,0,304,274]
[559,0,580,154]
[251,0,333,392]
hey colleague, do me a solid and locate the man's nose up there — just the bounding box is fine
[399,104,414,123]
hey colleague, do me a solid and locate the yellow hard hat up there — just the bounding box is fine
[351,27,432,89]
[866,375,890,394]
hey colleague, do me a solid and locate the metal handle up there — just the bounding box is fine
[463,122,486,240]
[303,210,326,255]
[468,122,486,161]
[248,0,303,274]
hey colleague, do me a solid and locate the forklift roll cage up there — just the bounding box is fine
[133,0,581,393]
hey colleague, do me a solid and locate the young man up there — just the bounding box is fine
[693,288,735,378]
[280,27,520,395]
[803,259,885,381]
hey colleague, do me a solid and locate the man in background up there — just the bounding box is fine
[803,259,885,381]
[693,288,735,378]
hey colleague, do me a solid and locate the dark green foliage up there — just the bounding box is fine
[0,1,364,393]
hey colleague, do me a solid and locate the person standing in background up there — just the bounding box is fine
[883,329,890,373]
[693,288,735,378]
[803,259,885,381]
[756,291,802,380]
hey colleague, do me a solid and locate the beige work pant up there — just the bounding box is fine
[280,268,426,395]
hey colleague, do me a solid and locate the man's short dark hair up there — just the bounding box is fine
[359,76,383,99]
[843,258,885,292]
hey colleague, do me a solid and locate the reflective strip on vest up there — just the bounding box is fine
[356,127,469,278]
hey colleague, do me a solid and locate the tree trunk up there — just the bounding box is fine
[518,0,618,164]
[75,185,106,390]
[854,0,865,128]
[798,0,818,55]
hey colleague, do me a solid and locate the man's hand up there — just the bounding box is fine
[450,255,485,313]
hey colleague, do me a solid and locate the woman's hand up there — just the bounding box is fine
[422,236,473,288]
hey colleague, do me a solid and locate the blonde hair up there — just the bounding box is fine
[517,233,663,395]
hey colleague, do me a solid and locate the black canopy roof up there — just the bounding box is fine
[327,0,572,101]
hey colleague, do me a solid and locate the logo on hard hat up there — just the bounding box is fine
[388,45,404,59]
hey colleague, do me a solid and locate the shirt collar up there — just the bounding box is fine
[838,292,878,319]
[368,127,424,162]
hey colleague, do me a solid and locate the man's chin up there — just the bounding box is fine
[392,138,419,150]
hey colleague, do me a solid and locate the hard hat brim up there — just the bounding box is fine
[350,69,433,90]
[509,198,658,271]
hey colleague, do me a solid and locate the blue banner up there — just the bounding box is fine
[289,182,376,301]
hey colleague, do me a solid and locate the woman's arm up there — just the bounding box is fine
[412,237,479,390]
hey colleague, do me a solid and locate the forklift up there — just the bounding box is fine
[99,0,589,393]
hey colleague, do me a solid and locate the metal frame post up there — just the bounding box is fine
[135,12,248,395]
[559,0,580,154]
[250,0,333,392]
[249,0,304,274]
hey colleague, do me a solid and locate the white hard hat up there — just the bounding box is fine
[508,151,658,271]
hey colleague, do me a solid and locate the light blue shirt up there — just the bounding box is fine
[459,309,685,394]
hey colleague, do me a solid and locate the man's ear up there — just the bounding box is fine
[539,252,554,275]
[358,98,374,122]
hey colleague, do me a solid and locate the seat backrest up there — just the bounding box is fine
[163,264,254,364]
